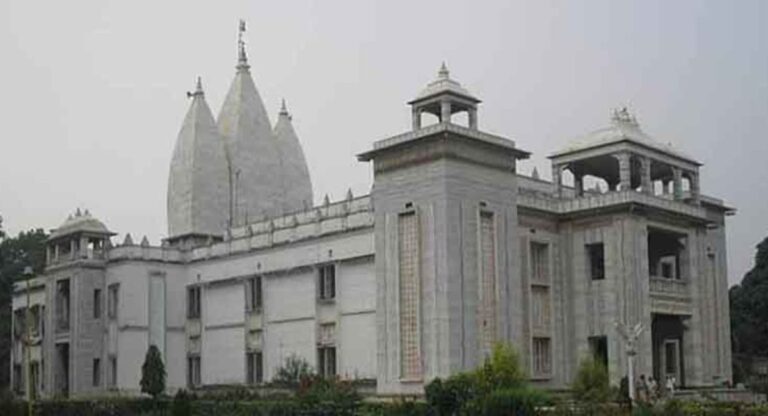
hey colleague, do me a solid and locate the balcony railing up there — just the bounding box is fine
[649,277,689,297]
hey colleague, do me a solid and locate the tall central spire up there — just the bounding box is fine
[237,19,249,71]
[218,20,283,224]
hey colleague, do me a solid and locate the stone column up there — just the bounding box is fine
[615,152,631,191]
[574,171,584,197]
[689,171,700,205]
[54,244,60,263]
[551,164,563,198]
[672,168,683,201]
[440,100,451,124]
[641,157,652,195]
[80,236,89,259]
[468,108,478,130]
[411,108,421,131]
[69,239,76,260]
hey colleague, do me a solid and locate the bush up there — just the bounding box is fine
[426,343,548,415]
[571,357,611,404]
[295,374,361,415]
[171,389,194,416]
[475,343,527,392]
[464,386,550,415]
[140,344,166,398]
[273,354,314,388]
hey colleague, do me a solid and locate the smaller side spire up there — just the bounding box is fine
[279,98,290,117]
[187,77,204,99]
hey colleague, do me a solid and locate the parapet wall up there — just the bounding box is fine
[106,195,374,264]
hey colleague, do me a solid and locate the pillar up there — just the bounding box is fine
[662,180,671,195]
[551,164,563,198]
[574,171,584,197]
[689,171,700,205]
[672,168,683,201]
[440,100,451,123]
[468,108,478,130]
[640,157,652,195]
[69,239,76,260]
[412,108,421,131]
[615,152,631,191]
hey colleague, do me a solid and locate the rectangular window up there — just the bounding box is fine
[531,286,551,333]
[93,289,102,319]
[13,364,23,394]
[187,286,201,319]
[398,211,421,379]
[107,283,119,320]
[246,351,263,384]
[532,337,552,376]
[187,355,201,387]
[661,261,673,279]
[246,276,263,311]
[587,243,605,280]
[589,336,609,368]
[92,358,101,387]
[318,264,336,300]
[13,308,24,339]
[30,361,39,399]
[40,306,45,337]
[317,347,337,377]
[530,242,549,282]
[479,211,497,355]
[108,356,117,388]
[56,279,71,331]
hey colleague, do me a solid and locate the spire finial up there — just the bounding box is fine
[237,19,250,70]
[280,98,288,115]
[187,77,204,98]
[438,61,450,79]
[611,105,638,126]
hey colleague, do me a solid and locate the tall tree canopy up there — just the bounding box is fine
[730,236,768,379]
[0,222,48,390]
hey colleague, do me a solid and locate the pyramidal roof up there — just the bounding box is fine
[167,78,229,238]
[217,43,283,223]
[551,108,699,164]
[274,100,313,212]
[410,62,480,104]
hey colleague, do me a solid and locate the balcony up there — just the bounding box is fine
[650,277,688,296]
[649,277,692,315]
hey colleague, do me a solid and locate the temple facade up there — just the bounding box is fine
[10,30,734,398]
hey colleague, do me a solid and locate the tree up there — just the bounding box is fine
[571,356,611,404]
[730,236,768,381]
[0,226,47,390]
[273,354,314,388]
[140,345,166,398]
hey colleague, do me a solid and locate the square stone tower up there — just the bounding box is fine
[359,64,530,394]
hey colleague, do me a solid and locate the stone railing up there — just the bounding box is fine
[518,190,708,220]
[107,245,185,263]
[649,277,689,297]
[371,122,517,152]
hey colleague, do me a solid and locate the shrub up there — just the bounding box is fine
[464,385,550,415]
[171,389,193,416]
[475,343,527,392]
[140,344,166,398]
[571,357,611,404]
[273,354,314,388]
[296,375,361,415]
[425,372,478,415]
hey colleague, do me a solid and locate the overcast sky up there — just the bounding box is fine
[1,0,766,285]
